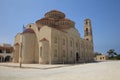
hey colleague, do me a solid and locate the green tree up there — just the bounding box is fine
[115,54,120,60]
[107,49,117,58]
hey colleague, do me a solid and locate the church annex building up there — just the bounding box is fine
[13,10,94,64]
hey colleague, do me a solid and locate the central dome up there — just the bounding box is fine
[36,10,75,29]
[44,10,65,19]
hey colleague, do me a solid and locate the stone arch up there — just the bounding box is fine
[0,56,4,62]
[39,38,49,64]
[61,35,68,63]
[62,35,68,46]
[54,35,59,44]
[4,56,11,62]
[68,37,74,62]
[75,39,80,62]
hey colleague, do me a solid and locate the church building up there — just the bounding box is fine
[13,10,94,64]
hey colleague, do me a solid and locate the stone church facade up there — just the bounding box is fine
[13,10,94,64]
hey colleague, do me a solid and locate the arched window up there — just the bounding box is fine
[86,28,89,36]
[86,28,88,31]
[63,38,65,45]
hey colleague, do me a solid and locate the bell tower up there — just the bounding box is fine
[84,18,93,43]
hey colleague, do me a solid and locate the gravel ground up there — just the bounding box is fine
[0,61,120,80]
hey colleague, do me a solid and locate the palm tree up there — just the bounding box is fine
[107,49,117,58]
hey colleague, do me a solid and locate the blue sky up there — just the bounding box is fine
[0,0,120,53]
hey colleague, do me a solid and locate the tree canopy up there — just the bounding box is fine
[107,49,120,60]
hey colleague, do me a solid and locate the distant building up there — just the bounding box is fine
[94,55,108,61]
[0,44,13,62]
[13,10,94,64]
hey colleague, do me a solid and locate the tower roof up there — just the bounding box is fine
[84,18,91,21]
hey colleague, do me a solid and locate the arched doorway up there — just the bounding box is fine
[5,56,11,62]
[76,52,79,62]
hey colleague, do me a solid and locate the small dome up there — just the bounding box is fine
[23,28,35,33]
[45,10,65,19]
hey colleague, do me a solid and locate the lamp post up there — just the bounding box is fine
[20,25,24,68]
[20,25,25,68]
[20,44,22,68]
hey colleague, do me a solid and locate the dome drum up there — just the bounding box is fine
[57,19,75,28]
[45,10,65,19]
[36,10,75,29]
[36,18,55,27]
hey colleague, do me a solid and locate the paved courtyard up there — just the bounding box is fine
[0,61,120,80]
